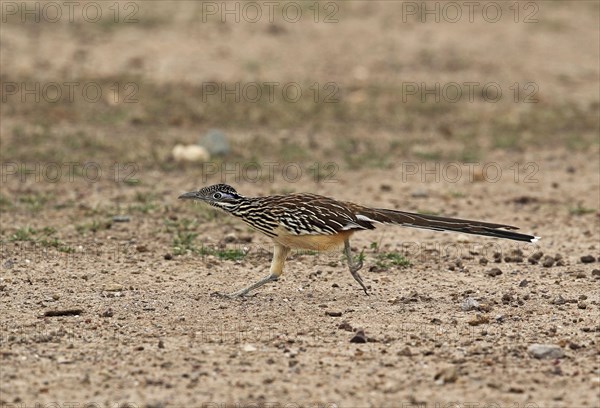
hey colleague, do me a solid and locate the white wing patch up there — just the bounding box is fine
[356,214,379,223]
[341,214,382,230]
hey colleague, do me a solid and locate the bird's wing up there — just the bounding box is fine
[269,194,375,235]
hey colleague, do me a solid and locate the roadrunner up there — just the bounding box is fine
[179,184,539,297]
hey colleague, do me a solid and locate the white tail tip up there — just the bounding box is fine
[531,236,541,243]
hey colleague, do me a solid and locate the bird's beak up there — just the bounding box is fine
[178,191,198,200]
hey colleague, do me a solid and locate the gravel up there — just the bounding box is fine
[580,255,596,263]
[528,344,565,359]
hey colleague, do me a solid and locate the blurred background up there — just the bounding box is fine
[2,1,598,192]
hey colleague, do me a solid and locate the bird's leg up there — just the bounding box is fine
[226,274,277,298]
[226,243,291,298]
[344,238,368,295]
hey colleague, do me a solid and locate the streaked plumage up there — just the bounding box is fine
[179,184,539,297]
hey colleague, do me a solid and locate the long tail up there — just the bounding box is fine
[355,207,539,243]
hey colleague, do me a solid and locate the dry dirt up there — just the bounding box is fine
[1,2,599,408]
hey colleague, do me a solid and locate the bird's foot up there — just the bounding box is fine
[348,259,368,295]
[350,270,369,295]
[210,274,279,299]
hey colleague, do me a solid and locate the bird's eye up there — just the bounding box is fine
[213,192,223,199]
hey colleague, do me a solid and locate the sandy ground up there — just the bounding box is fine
[1,1,599,407]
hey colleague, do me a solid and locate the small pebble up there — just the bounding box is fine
[468,314,489,326]
[581,255,596,263]
[112,215,130,223]
[173,144,210,162]
[338,321,353,332]
[578,302,587,309]
[397,346,412,356]
[411,189,429,198]
[519,279,529,287]
[531,251,544,260]
[528,344,565,359]
[350,329,368,343]
[461,297,479,311]
[528,251,544,264]
[44,309,83,317]
[326,311,342,317]
[242,344,257,352]
[486,268,502,277]
[478,302,492,312]
[434,366,458,384]
[198,129,229,155]
[542,256,555,268]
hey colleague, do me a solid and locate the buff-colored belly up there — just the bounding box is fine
[272,226,354,251]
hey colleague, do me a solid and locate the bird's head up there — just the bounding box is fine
[178,184,244,212]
